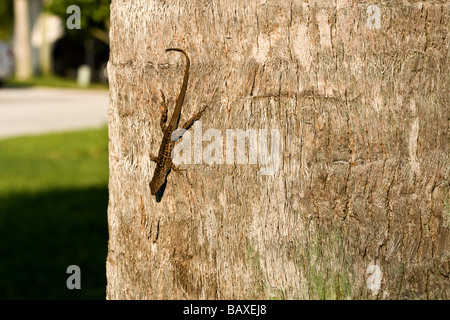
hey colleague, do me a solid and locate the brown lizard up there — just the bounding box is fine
[150,48,207,196]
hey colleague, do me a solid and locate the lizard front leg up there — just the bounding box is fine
[171,161,186,174]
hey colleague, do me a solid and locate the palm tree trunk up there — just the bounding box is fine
[107,0,449,299]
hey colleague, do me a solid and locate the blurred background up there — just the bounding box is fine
[0,0,110,299]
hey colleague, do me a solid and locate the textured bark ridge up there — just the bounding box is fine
[107,0,449,299]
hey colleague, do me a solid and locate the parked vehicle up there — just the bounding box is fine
[0,42,14,86]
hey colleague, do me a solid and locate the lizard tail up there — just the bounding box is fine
[165,48,190,93]
[165,48,190,126]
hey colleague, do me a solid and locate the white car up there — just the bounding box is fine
[0,42,14,86]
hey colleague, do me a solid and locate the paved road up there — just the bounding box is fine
[0,88,108,139]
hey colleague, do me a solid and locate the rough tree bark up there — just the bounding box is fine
[107,0,449,299]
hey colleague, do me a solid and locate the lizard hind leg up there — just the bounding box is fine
[159,90,169,132]
[182,105,208,131]
[150,154,159,164]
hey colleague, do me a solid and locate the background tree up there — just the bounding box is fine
[13,0,32,80]
[107,0,449,299]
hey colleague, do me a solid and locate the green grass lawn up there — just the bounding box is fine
[0,127,109,299]
[3,74,108,90]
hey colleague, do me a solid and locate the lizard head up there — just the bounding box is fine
[150,171,167,196]
[150,179,162,195]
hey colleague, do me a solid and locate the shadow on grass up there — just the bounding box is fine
[0,80,32,89]
[0,186,108,299]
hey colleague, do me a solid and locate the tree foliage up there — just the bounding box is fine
[0,0,13,41]
[45,0,110,43]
